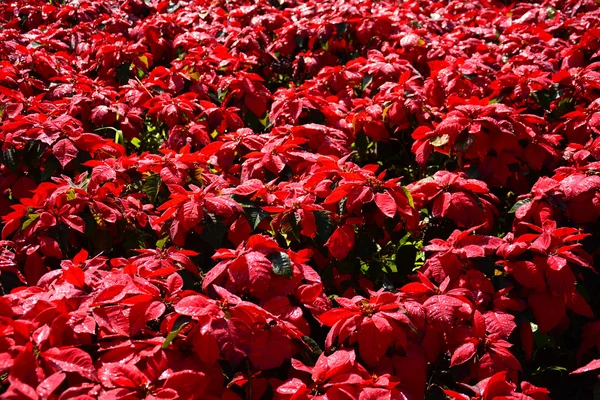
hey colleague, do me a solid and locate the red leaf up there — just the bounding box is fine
[318,308,359,326]
[505,261,546,291]
[162,371,207,398]
[324,184,355,205]
[571,359,600,374]
[175,295,220,318]
[357,316,394,367]
[129,301,166,335]
[4,379,37,399]
[520,321,534,361]
[325,224,355,260]
[53,139,79,168]
[374,192,397,218]
[63,265,85,288]
[490,342,522,371]
[99,364,149,389]
[93,284,127,305]
[276,378,308,397]
[424,295,471,328]
[180,200,203,231]
[299,209,317,238]
[36,372,65,399]
[450,342,477,366]
[72,249,88,265]
[400,282,431,295]
[249,328,292,370]
[473,311,487,338]
[312,349,356,382]
[39,237,63,259]
[191,330,220,366]
[483,311,516,340]
[41,347,97,381]
[528,291,566,333]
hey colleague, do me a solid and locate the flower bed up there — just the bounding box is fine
[1,0,600,398]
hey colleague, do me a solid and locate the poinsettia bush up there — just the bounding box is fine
[3,0,600,398]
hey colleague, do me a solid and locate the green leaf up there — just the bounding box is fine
[1,149,18,173]
[259,112,269,127]
[552,98,574,119]
[355,234,377,259]
[135,67,145,79]
[21,214,40,231]
[116,63,132,85]
[509,198,532,214]
[455,134,474,153]
[430,134,449,147]
[314,211,334,241]
[66,189,77,201]
[167,2,180,13]
[114,129,124,145]
[156,236,169,249]
[302,335,322,357]
[336,23,348,36]
[593,382,600,400]
[201,214,226,248]
[142,174,162,204]
[24,141,46,168]
[540,366,568,373]
[245,207,268,230]
[362,74,374,91]
[531,86,562,110]
[402,187,415,208]
[162,317,191,349]
[41,158,60,182]
[268,251,292,278]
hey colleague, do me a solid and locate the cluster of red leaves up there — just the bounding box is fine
[2,0,600,398]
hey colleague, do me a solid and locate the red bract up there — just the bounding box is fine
[512,172,600,229]
[155,182,242,245]
[420,226,504,284]
[203,235,325,307]
[262,187,324,240]
[270,87,327,127]
[274,349,411,400]
[2,343,93,399]
[318,290,414,367]
[409,171,498,231]
[98,363,208,400]
[443,371,550,400]
[325,220,360,261]
[447,311,521,380]
[411,101,557,191]
[145,93,199,129]
[323,165,419,229]
[175,286,305,370]
[498,220,594,333]
[129,246,200,277]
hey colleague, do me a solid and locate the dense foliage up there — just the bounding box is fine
[1,0,600,398]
